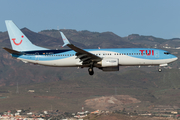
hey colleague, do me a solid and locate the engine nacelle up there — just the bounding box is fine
[98,58,119,67]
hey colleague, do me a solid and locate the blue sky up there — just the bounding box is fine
[1,0,180,39]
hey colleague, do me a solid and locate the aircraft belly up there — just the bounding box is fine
[18,57,79,67]
[39,59,77,67]
[17,54,176,67]
[119,55,167,65]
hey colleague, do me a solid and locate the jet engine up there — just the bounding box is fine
[98,58,119,71]
[100,58,119,67]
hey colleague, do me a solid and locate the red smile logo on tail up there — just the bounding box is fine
[11,35,23,45]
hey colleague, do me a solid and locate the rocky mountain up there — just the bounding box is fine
[0,28,179,86]
[0,28,180,112]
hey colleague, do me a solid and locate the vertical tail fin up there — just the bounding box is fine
[5,20,48,51]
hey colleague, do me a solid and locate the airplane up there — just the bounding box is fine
[3,20,178,75]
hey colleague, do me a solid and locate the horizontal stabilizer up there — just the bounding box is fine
[3,47,22,55]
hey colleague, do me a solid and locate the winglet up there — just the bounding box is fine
[60,32,70,47]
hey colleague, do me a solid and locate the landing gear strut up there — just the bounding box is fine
[158,68,162,72]
[88,63,94,75]
[88,67,94,75]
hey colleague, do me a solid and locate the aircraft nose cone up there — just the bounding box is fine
[175,56,178,60]
[172,56,178,61]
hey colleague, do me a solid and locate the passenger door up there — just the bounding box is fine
[155,51,159,58]
[35,52,39,61]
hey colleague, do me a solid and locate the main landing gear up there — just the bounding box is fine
[88,67,94,75]
[88,63,94,75]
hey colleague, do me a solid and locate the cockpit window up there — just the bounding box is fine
[164,52,170,55]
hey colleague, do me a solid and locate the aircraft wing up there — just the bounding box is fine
[67,44,102,62]
[60,32,102,64]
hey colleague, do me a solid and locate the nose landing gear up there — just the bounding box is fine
[158,68,162,72]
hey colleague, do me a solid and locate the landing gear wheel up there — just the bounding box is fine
[88,68,94,75]
[158,68,162,72]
